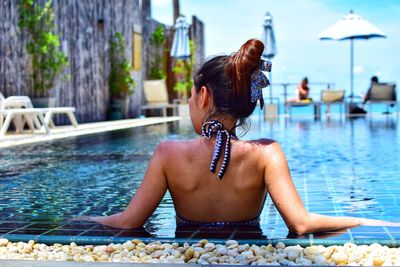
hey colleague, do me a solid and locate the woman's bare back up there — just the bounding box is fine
[162,138,274,222]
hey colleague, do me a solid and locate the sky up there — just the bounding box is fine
[151,0,400,98]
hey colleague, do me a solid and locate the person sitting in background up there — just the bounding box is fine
[296,77,312,101]
[363,76,379,104]
[286,77,312,103]
[73,39,400,233]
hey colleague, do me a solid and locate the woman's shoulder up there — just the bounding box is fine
[246,138,279,148]
[243,138,284,157]
[154,139,198,157]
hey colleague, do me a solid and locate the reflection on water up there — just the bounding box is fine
[1,115,400,237]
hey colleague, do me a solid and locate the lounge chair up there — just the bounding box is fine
[0,108,49,136]
[0,93,41,133]
[321,89,345,116]
[0,92,78,135]
[286,99,321,119]
[140,80,178,117]
[365,83,398,115]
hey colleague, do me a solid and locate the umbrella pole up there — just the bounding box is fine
[350,38,354,103]
[269,71,272,103]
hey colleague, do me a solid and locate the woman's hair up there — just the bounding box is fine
[193,39,264,129]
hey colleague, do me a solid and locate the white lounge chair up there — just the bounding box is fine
[0,93,41,133]
[0,108,49,136]
[140,80,178,117]
[0,92,78,136]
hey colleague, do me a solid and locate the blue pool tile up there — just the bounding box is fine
[387,232,400,239]
[233,232,267,240]
[80,230,122,236]
[24,222,61,229]
[58,221,98,230]
[90,224,123,231]
[116,230,153,238]
[74,235,113,245]
[0,222,30,229]
[386,226,400,233]
[191,232,233,239]
[350,226,386,232]
[0,229,14,234]
[313,232,352,240]
[9,229,50,235]
[45,229,84,236]
[352,233,392,239]
[174,231,195,239]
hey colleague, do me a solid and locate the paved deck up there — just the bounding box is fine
[0,117,181,149]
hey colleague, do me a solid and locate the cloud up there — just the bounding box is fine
[152,0,170,8]
[353,65,364,74]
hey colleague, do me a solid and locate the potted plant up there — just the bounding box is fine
[148,25,166,80]
[108,32,136,120]
[18,0,68,107]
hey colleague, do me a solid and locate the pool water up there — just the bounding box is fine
[1,114,400,244]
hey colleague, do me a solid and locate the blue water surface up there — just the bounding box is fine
[1,113,399,239]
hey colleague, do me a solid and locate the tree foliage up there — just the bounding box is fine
[18,0,68,94]
[109,32,136,98]
[148,25,166,80]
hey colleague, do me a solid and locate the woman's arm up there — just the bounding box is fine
[76,142,169,229]
[264,142,400,235]
[297,86,309,98]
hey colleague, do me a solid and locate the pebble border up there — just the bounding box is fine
[1,238,400,266]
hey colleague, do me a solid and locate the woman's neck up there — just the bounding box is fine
[204,116,237,133]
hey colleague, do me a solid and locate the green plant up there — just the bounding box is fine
[173,40,195,97]
[18,0,68,95]
[148,25,166,80]
[109,32,136,98]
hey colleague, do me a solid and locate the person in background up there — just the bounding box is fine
[296,77,312,101]
[286,77,312,103]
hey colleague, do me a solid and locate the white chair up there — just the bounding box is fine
[40,107,78,128]
[0,92,78,136]
[0,93,41,133]
[0,108,49,136]
[140,80,178,117]
[321,89,345,116]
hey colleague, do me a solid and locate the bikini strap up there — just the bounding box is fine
[201,120,235,179]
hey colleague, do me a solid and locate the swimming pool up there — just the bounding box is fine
[1,114,400,245]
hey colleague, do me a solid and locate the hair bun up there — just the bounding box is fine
[231,39,264,75]
[226,39,264,118]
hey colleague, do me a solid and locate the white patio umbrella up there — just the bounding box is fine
[170,16,190,59]
[262,12,277,102]
[318,10,386,100]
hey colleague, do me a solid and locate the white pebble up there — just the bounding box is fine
[275,242,285,249]
[226,240,238,247]
[0,239,9,246]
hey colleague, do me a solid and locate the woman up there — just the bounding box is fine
[296,77,311,101]
[77,39,399,233]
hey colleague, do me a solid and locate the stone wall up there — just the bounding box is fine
[0,0,205,122]
[0,0,144,122]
